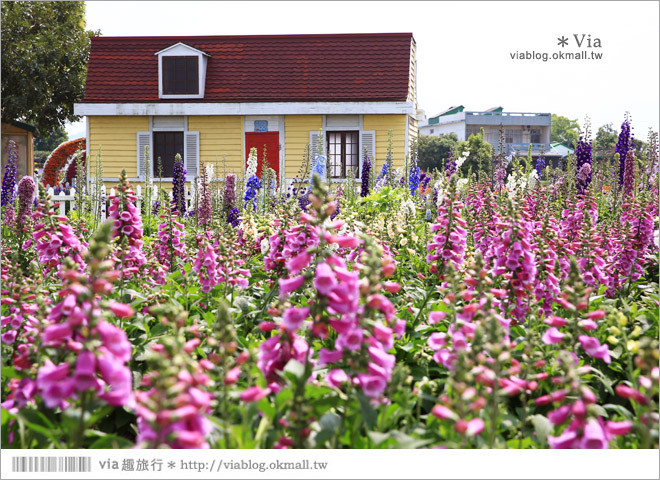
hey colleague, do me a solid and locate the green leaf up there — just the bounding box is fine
[256,398,275,420]
[315,413,342,446]
[587,404,608,418]
[89,435,133,449]
[603,404,633,420]
[367,431,390,447]
[283,359,305,381]
[589,367,614,395]
[1,407,11,427]
[389,431,433,449]
[254,415,272,445]
[86,405,114,428]
[529,414,552,447]
[357,392,377,430]
[1,366,20,380]
[275,388,293,409]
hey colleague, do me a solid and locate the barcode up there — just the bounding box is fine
[11,456,92,473]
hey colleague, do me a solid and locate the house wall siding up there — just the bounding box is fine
[88,113,408,185]
[88,115,149,179]
[363,114,407,171]
[188,115,243,176]
[284,115,323,179]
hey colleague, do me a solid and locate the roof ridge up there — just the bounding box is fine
[91,32,413,41]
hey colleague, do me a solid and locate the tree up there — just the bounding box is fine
[551,114,580,149]
[593,123,618,161]
[417,133,459,172]
[1,2,98,133]
[456,130,493,178]
[34,126,69,152]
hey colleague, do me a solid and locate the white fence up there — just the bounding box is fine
[46,184,197,221]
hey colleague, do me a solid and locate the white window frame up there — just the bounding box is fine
[155,43,210,100]
[316,115,375,183]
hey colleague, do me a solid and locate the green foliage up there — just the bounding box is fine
[1,1,98,132]
[456,129,493,177]
[417,133,458,172]
[551,114,580,149]
[594,123,618,160]
[34,126,68,152]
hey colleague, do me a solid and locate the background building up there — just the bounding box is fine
[420,106,562,165]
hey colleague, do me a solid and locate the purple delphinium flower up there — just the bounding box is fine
[445,153,457,178]
[535,155,546,178]
[227,207,241,227]
[361,156,372,197]
[2,140,19,207]
[16,176,36,232]
[376,157,390,185]
[298,193,310,211]
[331,199,340,220]
[575,123,593,195]
[151,200,161,216]
[622,151,636,200]
[420,172,431,191]
[172,155,187,215]
[244,175,261,211]
[409,164,420,197]
[615,115,634,187]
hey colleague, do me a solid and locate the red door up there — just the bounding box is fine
[245,132,279,182]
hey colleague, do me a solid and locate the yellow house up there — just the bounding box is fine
[74,33,419,187]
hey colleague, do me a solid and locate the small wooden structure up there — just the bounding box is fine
[1,121,39,178]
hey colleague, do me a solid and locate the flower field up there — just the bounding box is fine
[1,127,659,450]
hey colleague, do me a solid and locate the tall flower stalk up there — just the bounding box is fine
[16,176,36,234]
[172,154,186,215]
[622,151,636,200]
[615,114,633,187]
[361,153,372,198]
[2,139,19,207]
[198,163,212,227]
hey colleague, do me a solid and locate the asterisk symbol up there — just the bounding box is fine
[167,461,176,469]
[557,36,568,47]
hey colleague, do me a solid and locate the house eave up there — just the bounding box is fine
[74,101,416,116]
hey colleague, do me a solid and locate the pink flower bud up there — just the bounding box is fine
[431,404,458,421]
[225,367,241,385]
[240,386,269,403]
[109,302,135,319]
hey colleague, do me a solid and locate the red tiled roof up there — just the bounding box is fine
[82,33,414,103]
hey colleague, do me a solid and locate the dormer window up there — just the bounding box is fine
[155,42,209,99]
[162,56,199,94]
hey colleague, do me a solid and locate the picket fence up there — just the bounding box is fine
[46,184,197,221]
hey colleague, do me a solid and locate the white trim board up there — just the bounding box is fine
[74,102,416,116]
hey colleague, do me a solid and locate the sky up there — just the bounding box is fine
[66,0,660,141]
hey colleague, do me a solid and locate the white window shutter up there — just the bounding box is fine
[137,132,152,179]
[184,131,200,179]
[359,130,376,179]
[309,130,321,170]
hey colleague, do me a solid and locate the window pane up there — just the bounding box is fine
[153,132,184,177]
[326,130,359,179]
[162,56,198,94]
